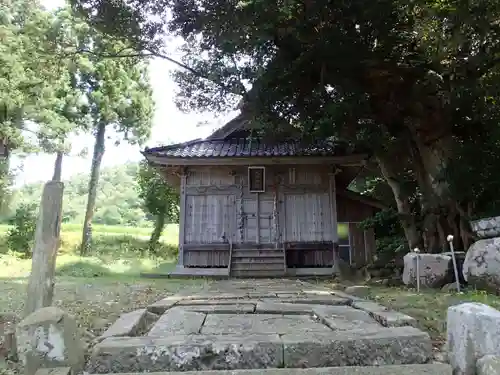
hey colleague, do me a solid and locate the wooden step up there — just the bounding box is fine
[231,269,286,278]
[231,262,285,271]
[232,257,284,264]
[232,250,284,258]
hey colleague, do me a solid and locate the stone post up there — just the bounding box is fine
[24,181,64,317]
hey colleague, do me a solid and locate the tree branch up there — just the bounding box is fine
[67,47,247,98]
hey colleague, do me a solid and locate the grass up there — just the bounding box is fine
[0,223,181,278]
[0,224,205,342]
[0,223,180,241]
[0,276,208,336]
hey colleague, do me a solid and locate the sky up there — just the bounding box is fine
[12,0,236,186]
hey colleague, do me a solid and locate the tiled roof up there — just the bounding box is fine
[144,138,354,158]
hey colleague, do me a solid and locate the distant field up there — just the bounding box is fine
[0,223,179,241]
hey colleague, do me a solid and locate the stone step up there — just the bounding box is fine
[87,364,452,375]
[86,327,436,373]
[232,262,285,271]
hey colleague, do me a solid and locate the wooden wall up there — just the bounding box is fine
[177,165,377,268]
[336,195,377,266]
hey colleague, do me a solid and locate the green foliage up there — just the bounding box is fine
[0,1,85,153]
[6,203,37,257]
[4,163,154,226]
[137,160,179,253]
[361,209,406,257]
[137,161,179,221]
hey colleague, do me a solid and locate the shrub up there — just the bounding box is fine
[6,203,38,257]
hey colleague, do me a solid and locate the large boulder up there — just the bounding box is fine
[463,238,500,294]
[447,303,500,375]
[403,253,452,288]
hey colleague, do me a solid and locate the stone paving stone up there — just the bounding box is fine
[255,302,316,315]
[87,334,283,373]
[89,280,432,374]
[312,306,383,331]
[281,326,432,368]
[246,292,279,299]
[351,301,389,313]
[147,308,205,336]
[350,301,416,327]
[148,296,184,314]
[371,310,417,328]
[201,313,331,335]
[265,296,350,306]
[183,304,256,314]
[100,309,149,339]
[176,298,255,306]
[111,363,452,374]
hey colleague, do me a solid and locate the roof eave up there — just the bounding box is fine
[144,154,370,166]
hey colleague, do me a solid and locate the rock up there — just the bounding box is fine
[344,286,370,298]
[470,216,500,239]
[447,302,500,375]
[403,253,451,288]
[477,355,500,375]
[16,307,85,375]
[463,238,500,294]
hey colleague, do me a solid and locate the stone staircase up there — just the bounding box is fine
[230,247,286,278]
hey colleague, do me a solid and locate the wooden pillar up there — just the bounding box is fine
[177,169,188,266]
[24,180,64,316]
[329,168,339,273]
[255,192,260,244]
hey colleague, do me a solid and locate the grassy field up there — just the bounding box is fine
[0,223,181,279]
[0,223,180,239]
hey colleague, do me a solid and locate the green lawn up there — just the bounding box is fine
[0,223,181,278]
[0,223,179,240]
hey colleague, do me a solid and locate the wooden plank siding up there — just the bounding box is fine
[337,195,378,266]
[176,165,379,269]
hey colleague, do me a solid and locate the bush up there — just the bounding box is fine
[6,203,38,257]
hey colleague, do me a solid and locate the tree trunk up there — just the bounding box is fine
[80,123,106,256]
[52,151,63,182]
[375,152,422,250]
[409,128,470,252]
[148,213,166,255]
[0,152,11,214]
[24,180,64,316]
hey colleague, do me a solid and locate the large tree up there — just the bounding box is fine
[71,0,500,253]
[75,33,154,255]
[0,0,86,206]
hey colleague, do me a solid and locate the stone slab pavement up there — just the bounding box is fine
[88,279,435,373]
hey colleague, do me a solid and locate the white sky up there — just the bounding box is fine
[12,0,236,186]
